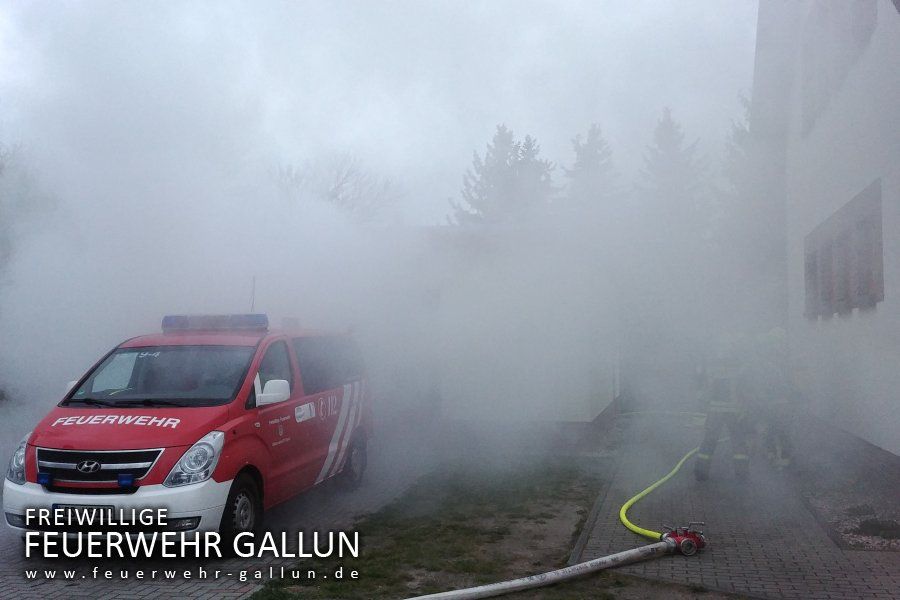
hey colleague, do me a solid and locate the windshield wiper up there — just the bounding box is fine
[111,399,189,407]
[64,398,118,407]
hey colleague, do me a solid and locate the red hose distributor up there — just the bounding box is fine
[661,522,707,556]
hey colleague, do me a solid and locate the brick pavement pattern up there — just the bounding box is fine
[578,413,900,599]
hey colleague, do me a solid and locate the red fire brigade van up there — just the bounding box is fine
[3,314,371,537]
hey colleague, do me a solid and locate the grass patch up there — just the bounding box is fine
[253,461,600,599]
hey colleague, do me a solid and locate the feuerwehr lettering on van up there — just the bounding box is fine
[51,415,181,429]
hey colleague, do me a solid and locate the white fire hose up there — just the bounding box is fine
[405,539,673,600]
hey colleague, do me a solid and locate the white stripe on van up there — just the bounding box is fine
[330,380,361,478]
[315,383,353,484]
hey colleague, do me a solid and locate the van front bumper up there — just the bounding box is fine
[3,478,232,533]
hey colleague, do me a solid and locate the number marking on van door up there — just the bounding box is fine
[317,394,339,420]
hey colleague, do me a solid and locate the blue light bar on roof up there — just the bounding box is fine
[161,314,269,332]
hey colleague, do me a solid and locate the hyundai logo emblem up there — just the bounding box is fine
[76,460,101,474]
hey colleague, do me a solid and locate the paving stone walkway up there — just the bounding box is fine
[577,412,900,599]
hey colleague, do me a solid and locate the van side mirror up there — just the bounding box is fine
[66,380,79,393]
[257,379,290,406]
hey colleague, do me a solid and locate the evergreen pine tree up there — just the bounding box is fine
[638,108,707,238]
[450,125,554,224]
[565,124,616,209]
[513,135,554,214]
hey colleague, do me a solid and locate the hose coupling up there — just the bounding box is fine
[661,522,707,556]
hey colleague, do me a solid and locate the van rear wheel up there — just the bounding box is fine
[339,437,367,490]
[220,474,262,541]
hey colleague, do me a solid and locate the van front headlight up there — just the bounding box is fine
[163,431,225,487]
[6,433,31,485]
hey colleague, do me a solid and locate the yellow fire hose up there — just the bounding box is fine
[618,446,700,540]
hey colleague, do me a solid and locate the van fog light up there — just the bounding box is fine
[169,517,201,531]
[5,513,26,528]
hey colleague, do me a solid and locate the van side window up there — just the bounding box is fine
[293,337,364,395]
[257,341,293,393]
[293,338,331,395]
[338,339,365,381]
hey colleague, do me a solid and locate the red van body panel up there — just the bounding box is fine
[214,335,371,509]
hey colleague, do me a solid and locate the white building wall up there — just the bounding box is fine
[783,1,900,453]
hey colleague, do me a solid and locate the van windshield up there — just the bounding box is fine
[65,345,255,407]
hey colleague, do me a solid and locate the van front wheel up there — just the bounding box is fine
[220,474,262,541]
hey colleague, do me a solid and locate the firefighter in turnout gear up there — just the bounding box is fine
[753,328,794,470]
[694,347,751,481]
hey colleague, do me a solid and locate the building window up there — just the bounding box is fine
[804,179,883,319]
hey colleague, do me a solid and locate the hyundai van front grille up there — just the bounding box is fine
[36,448,163,483]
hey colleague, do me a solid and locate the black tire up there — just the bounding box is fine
[338,436,367,490]
[219,473,263,543]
